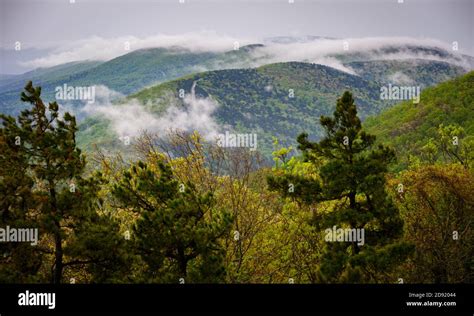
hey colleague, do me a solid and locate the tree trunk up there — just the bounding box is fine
[177,247,187,278]
[50,185,63,284]
[53,228,63,284]
[349,192,360,255]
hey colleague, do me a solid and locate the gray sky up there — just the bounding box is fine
[1,0,473,73]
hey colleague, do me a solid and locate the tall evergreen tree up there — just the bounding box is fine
[0,82,126,283]
[112,159,233,283]
[0,124,40,282]
[268,91,412,283]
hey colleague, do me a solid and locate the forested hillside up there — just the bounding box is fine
[1,79,472,284]
[365,71,474,170]
[76,62,470,159]
[0,45,262,116]
[129,62,383,154]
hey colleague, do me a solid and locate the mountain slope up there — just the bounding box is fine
[64,48,217,95]
[2,40,472,118]
[0,61,103,115]
[365,71,474,169]
[346,59,466,87]
[81,62,387,157]
[0,46,262,116]
[79,64,473,160]
[0,60,103,93]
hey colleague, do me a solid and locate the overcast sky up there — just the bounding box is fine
[1,0,473,74]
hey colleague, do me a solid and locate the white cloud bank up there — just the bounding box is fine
[21,33,472,72]
[252,36,472,72]
[80,84,220,141]
[387,71,414,85]
[21,32,256,68]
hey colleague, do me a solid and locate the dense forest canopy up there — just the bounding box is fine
[1,75,472,284]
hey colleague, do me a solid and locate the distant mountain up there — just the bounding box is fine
[0,45,263,116]
[63,48,216,95]
[1,38,472,160]
[263,35,337,43]
[365,71,474,170]
[0,61,103,93]
[78,62,388,157]
[77,61,472,159]
[0,74,19,85]
[2,39,472,118]
[0,61,103,115]
[346,59,465,88]
[332,44,474,69]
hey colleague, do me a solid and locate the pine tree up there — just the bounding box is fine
[0,129,40,282]
[268,91,412,283]
[0,82,126,283]
[112,159,233,283]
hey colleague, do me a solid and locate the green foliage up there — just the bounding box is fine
[70,62,469,159]
[365,71,474,170]
[0,46,262,117]
[127,62,389,159]
[269,91,412,283]
[0,61,103,116]
[1,73,472,285]
[348,59,465,88]
[0,81,126,283]
[389,164,474,283]
[112,159,233,283]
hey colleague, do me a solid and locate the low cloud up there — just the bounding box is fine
[252,36,472,72]
[80,85,220,141]
[21,32,256,68]
[387,71,414,85]
[20,34,472,76]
